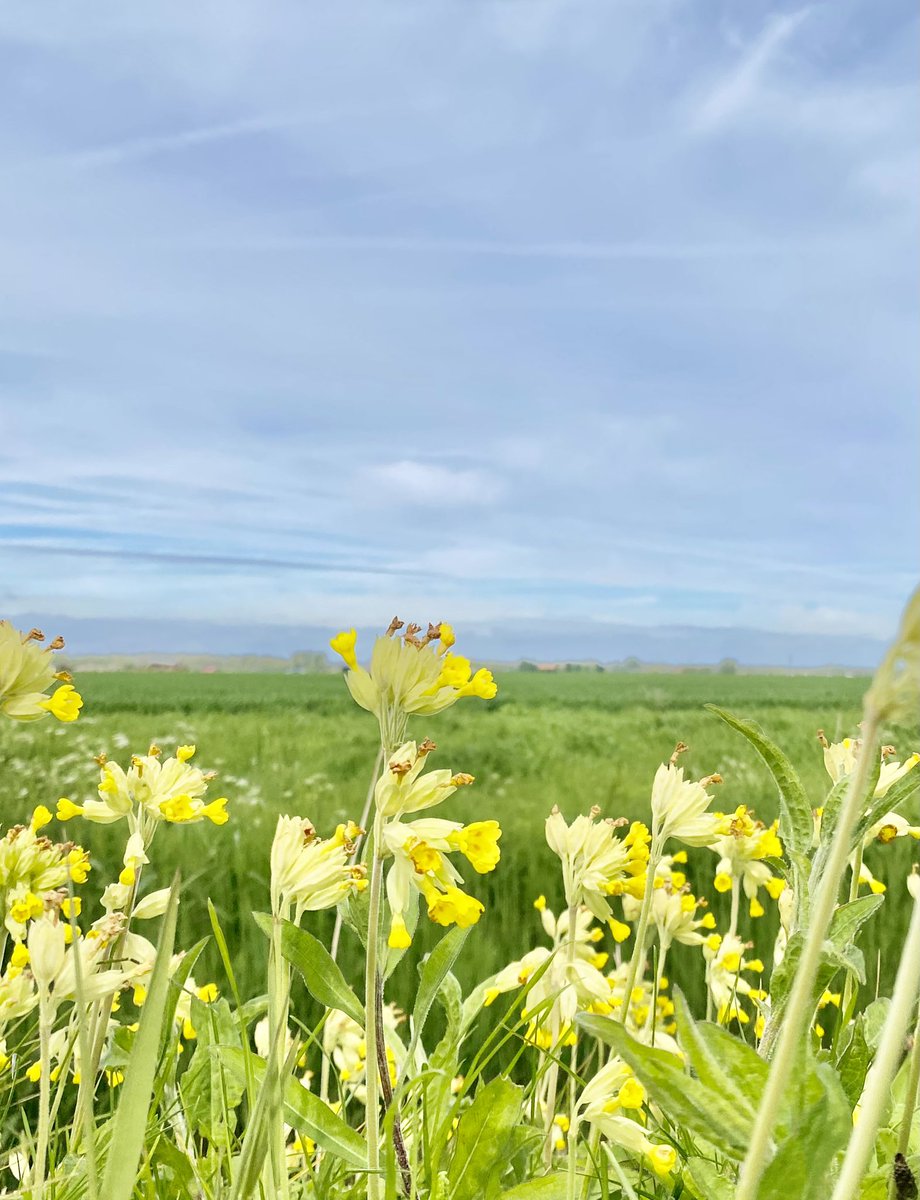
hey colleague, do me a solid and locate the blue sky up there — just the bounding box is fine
[0,0,917,655]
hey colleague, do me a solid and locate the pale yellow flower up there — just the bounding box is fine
[650,762,723,848]
[0,621,83,723]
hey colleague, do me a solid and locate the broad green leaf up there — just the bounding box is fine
[404,927,469,1073]
[221,1047,368,1168]
[683,1157,736,1200]
[829,894,885,947]
[673,990,758,1123]
[864,997,892,1051]
[500,1175,569,1199]
[577,1013,752,1157]
[180,1043,244,1146]
[758,1062,850,1200]
[254,911,364,1024]
[705,705,813,853]
[447,1077,523,1200]
[837,1015,869,1107]
[100,878,180,1200]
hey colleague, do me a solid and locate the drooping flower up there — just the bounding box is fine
[578,1058,678,1178]
[821,735,919,796]
[709,805,786,918]
[0,811,92,939]
[323,1004,406,1101]
[650,759,724,848]
[0,622,83,724]
[330,619,497,744]
[381,816,497,946]
[544,808,649,922]
[270,816,366,918]
[27,916,124,1006]
[703,933,766,1027]
[374,740,474,819]
[649,883,716,951]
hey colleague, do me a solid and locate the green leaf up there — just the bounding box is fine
[254,911,364,1024]
[682,1157,736,1200]
[447,1077,523,1200]
[220,1047,368,1168]
[500,1175,569,1199]
[180,1043,244,1145]
[404,927,469,1072]
[672,990,759,1123]
[758,1062,850,1200]
[577,1013,752,1157]
[837,1015,869,1107]
[865,997,892,1051]
[100,877,180,1200]
[705,705,813,854]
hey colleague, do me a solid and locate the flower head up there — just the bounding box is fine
[374,740,473,819]
[709,805,785,917]
[545,808,649,921]
[650,759,724,848]
[0,622,82,724]
[270,816,366,916]
[330,620,497,743]
[0,814,92,939]
[578,1058,678,1178]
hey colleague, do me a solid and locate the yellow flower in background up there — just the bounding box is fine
[821,734,919,796]
[578,1058,678,1178]
[0,621,82,724]
[545,808,649,922]
[0,814,92,939]
[58,745,229,828]
[330,619,497,743]
[709,805,786,918]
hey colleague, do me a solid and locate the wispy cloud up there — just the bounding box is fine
[692,8,811,133]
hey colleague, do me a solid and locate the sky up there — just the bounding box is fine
[0,0,917,661]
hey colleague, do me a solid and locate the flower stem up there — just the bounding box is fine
[34,990,54,1200]
[364,812,385,1200]
[832,883,920,1200]
[735,709,880,1200]
[891,1011,920,1200]
[619,838,660,1026]
[566,905,579,1200]
[265,914,291,1200]
[729,879,740,940]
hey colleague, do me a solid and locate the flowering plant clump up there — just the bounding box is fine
[0,599,919,1200]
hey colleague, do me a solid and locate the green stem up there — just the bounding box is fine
[892,1012,920,1200]
[365,812,385,1200]
[565,906,579,1200]
[833,885,920,1200]
[838,843,864,1040]
[265,914,292,1199]
[729,879,740,940]
[735,709,880,1200]
[34,990,54,1200]
[619,838,661,1026]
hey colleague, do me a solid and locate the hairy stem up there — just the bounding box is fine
[735,709,880,1200]
[34,990,54,1200]
[566,905,579,1200]
[364,812,385,1200]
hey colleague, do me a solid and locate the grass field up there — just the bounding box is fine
[2,669,916,1021]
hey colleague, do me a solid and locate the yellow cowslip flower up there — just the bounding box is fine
[822,735,919,796]
[709,805,786,916]
[323,1004,406,1103]
[0,621,83,724]
[329,619,497,741]
[63,745,229,828]
[0,818,92,938]
[650,884,714,951]
[578,1058,678,1177]
[374,740,474,819]
[270,815,365,917]
[545,808,649,923]
[650,759,724,848]
[380,817,496,945]
[28,917,123,1004]
[704,933,765,1026]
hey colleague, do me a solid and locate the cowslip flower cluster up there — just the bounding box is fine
[650,754,725,848]
[330,619,497,747]
[57,744,228,830]
[545,807,649,927]
[0,807,91,940]
[703,932,766,1027]
[374,741,497,948]
[577,1058,678,1179]
[323,1004,406,1101]
[0,622,83,724]
[270,816,367,918]
[709,805,786,918]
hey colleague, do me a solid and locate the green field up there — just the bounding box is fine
[2,670,916,1019]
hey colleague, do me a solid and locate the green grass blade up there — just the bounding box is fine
[99,875,180,1200]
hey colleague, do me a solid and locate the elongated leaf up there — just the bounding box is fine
[673,990,758,1122]
[254,911,364,1024]
[447,1077,522,1200]
[838,1015,869,1107]
[830,893,884,950]
[705,705,813,853]
[403,927,469,1073]
[501,1175,569,1199]
[221,1047,368,1168]
[759,1062,850,1200]
[577,1013,753,1156]
[100,878,180,1200]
